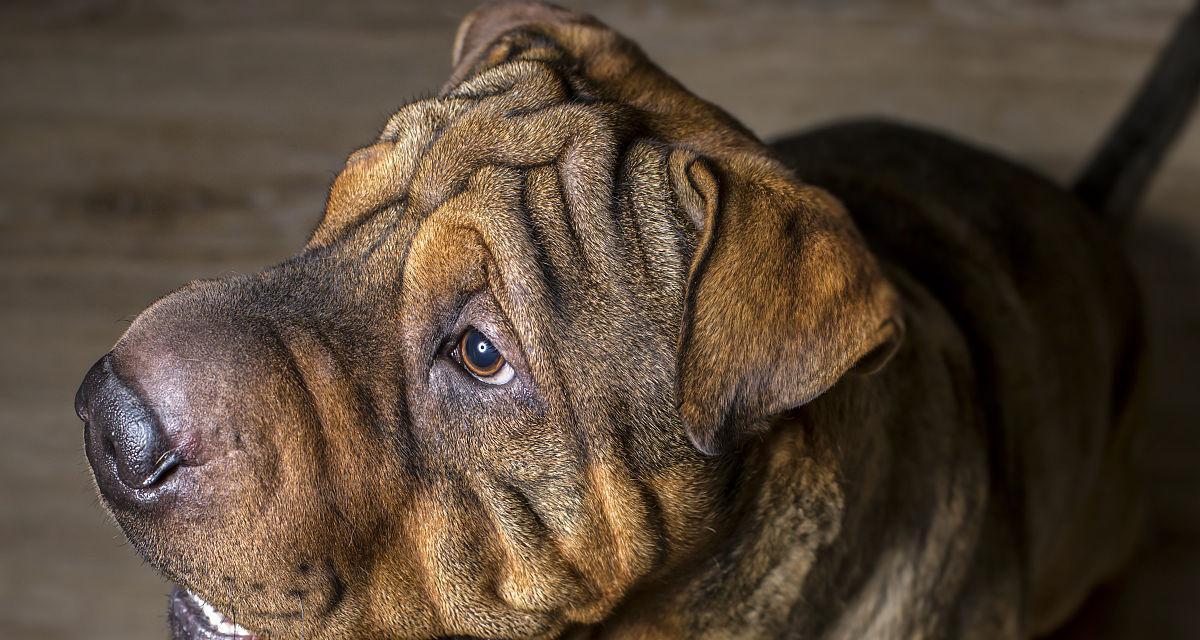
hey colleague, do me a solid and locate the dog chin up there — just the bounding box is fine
[169,586,257,640]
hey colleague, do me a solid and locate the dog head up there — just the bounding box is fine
[75,2,901,638]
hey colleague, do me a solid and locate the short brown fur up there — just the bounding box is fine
[89,2,1151,638]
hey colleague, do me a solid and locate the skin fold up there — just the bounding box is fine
[81,2,1150,638]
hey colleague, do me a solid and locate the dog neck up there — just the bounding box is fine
[578,381,867,639]
[584,340,997,639]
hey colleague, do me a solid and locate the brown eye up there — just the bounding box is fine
[459,328,508,380]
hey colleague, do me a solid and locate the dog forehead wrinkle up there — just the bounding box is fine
[317,98,481,246]
[445,59,568,107]
[321,54,664,316]
[407,106,621,225]
[615,140,694,303]
[420,61,630,190]
[359,198,407,262]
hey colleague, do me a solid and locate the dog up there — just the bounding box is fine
[74,2,1200,638]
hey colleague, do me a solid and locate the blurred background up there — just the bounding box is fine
[1,1,1197,638]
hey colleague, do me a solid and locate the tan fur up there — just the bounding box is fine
[92,2,1145,639]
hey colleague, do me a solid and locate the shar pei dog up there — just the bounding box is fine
[74,1,1200,638]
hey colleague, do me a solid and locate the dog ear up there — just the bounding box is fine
[671,153,904,456]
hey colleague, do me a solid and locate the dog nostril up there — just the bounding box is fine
[101,432,179,489]
[140,450,183,488]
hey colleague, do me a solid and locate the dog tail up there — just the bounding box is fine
[1073,2,1200,227]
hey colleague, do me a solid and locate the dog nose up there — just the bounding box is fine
[77,353,181,502]
[79,288,325,520]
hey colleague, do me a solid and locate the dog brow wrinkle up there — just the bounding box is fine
[360,198,406,261]
[512,166,569,318]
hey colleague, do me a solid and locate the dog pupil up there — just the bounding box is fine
[465,330,500,371]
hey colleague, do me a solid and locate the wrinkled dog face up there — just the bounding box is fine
[76,2,899,638]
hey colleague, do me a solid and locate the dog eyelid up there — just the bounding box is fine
[474,362,515,386]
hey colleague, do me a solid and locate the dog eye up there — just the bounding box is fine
[457,328,514,385]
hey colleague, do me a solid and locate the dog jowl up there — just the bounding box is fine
[75,1,1200,639]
